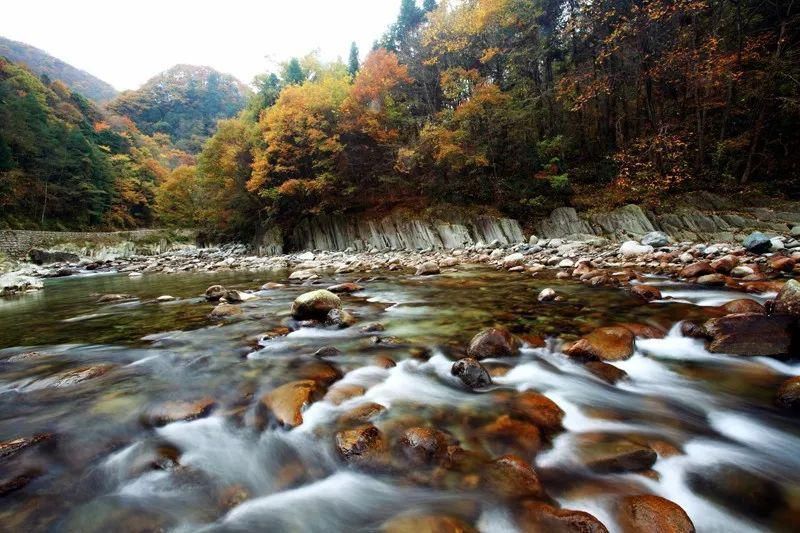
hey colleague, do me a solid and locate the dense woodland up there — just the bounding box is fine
[1,0,799,235]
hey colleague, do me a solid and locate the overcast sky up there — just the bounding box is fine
[1,0,402,90]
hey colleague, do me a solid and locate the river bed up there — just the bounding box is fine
[0,267,798,532]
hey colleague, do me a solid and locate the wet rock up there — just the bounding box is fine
[291,289,341,320]
[620,241,653,258]
[261,282,285,290]
[480,415,542,457]
[0,469,43,496]
[204,285,227,301]
[0,273,43,296]
[380,514,477,533]
[142,397,216,427]
[743,231,772,253]
[224,290,257,303]
[775,376,800,411]
[679,321,709,339]
[772,278,800,317]
[0,434,52,460]
[482,454,546,500]
[156,295,175,302]
[720,299,764,315]
[641,231,670,248]
[398,427,450,466]
[711,255,738,273]
[679,262,713,278]
[466,327,521,359]
[630,285,662,302]
[503,253,525,269]
[313,346,342,358]
[537,288,557,302]
[704,313,793,356]
[373,355,397,368]
[327,282,363,293]
[451,358,492,389]
[324,384,366,405]
[335,424,388,468]
[585,361,627,384]
[415,262,440,275]
[769,256,796,272]
[97,293,135,303]
[37,364,114,388]
[515,501,609,533]
[296,360,342,386]
[617,495,695,533]
[360,322,385,333]
[519,334,546,348]
[578,434,657,473]
[218,484,249,511]
[509,391,564,433]
[29,249,79,265]
[697,273,726,286]
[324,308,357,328]
[289,269,318,281]
[337,402,387,425]
[687,464,784,520]
[209,303,243,319]
[730,265,755,278]
[259,380,322,428]
[617,323,666,339]
[564,326,635,362]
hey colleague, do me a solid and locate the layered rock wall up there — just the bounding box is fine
[0,229,195,259]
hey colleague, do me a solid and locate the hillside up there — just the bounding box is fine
[0,35,118,102]
[108,65,250,153]
[0,57,187,230]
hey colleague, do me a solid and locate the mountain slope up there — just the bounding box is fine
[0,36,118,102]
[108,64,250,153]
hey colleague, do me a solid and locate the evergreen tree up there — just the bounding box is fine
[283,58,306,85]
[348,42,360,78]
[422,0,437,12]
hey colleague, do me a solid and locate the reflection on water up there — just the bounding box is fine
[0,268,798,532]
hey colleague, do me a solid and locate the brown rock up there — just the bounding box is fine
[585,361,627,384]
[697,273,726,286]
[337,402,386,425]
[0,469,43,496]
[482,454,546,500]
[519,334,547,348]
[564,327,635,362]
[510,392,565,432]
[381,514,477,533]
[711,255,738,274]
[515,500,609,533]
[772,279,800,317]
[327,282,364,293]
[204,285,226,301]
[618,323,666,339]
[37,364,114,388]
[142,397,216,427]
[373,355,397,368]
[259,380,321,427]
[97,293,135,303]
[721,298,765,315]
[480,415,542,457]
[209,303,242,319]
[770,256,796,272]
[630,285,662,302]
[296,360,343,386]
[291,290,342,320]
[775,376,800,411]
[324,384,366,405]
[617,495,695,533]
[680,262,713,278]
[398,427,450,465]
[336,424,386,461]
[679,321,709,339]
[704,313,793,356]
[467,327,521,359]
[578,434,657,473]
[0,434,52,461]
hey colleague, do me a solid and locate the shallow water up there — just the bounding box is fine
[0,267,798,532]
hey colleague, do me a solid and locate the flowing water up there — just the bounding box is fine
[0,267,798,532]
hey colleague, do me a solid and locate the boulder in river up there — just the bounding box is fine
[679,262,714,278]
[508,391,564,433]
[224,290,257,303]
[479,415,542,457]
[515,501,608,533]
[481,454,546,500]
[564,326,635,361]
[451,357,492,389]
[142,397,216,427]
[771,278,800,317]
[619,241,653,258]
[467,327,521,359]
[0,433,52,460]
[335,424,388,468]
[687,464,785,520]
[743,231,772,253]
[537,288,557,302]
[327,282,363,294]
[711,254,738,273]
[291,289,341,320]
[617,495,695,533]
[36,364,114,389]
[630,285,662,302]
[720,298,764,315]
[204,285,227,301]
[398,427,451,466]
[697,273,726,286]
[324,308,357,328]
[259,380,322,428]
[380,514,477,533]
[704,312,793,356]
[29,249,79,265]
[415,262,440,275]
[585,361,628,384]
[775,376,800,412]
[578,434,657,473]
[97,293,135,303]
[209,303,243,319]
[324,383,366,405]
[769,255,796,272]
[503,252,525,269]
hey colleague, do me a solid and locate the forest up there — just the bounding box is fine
[1,0,799,235]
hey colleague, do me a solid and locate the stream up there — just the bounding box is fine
[0,267,798,532]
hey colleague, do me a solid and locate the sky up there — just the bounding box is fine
[0,0,403,90]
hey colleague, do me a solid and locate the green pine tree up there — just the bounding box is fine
[348,42,360,78]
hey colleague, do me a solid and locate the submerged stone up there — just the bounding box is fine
[292,289,342,320]
[467,327,521,359]
[617,495,695,533]
[451,357,492,389]
[564,326,635,362]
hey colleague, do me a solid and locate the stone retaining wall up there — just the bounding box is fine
[0,229,195,258]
